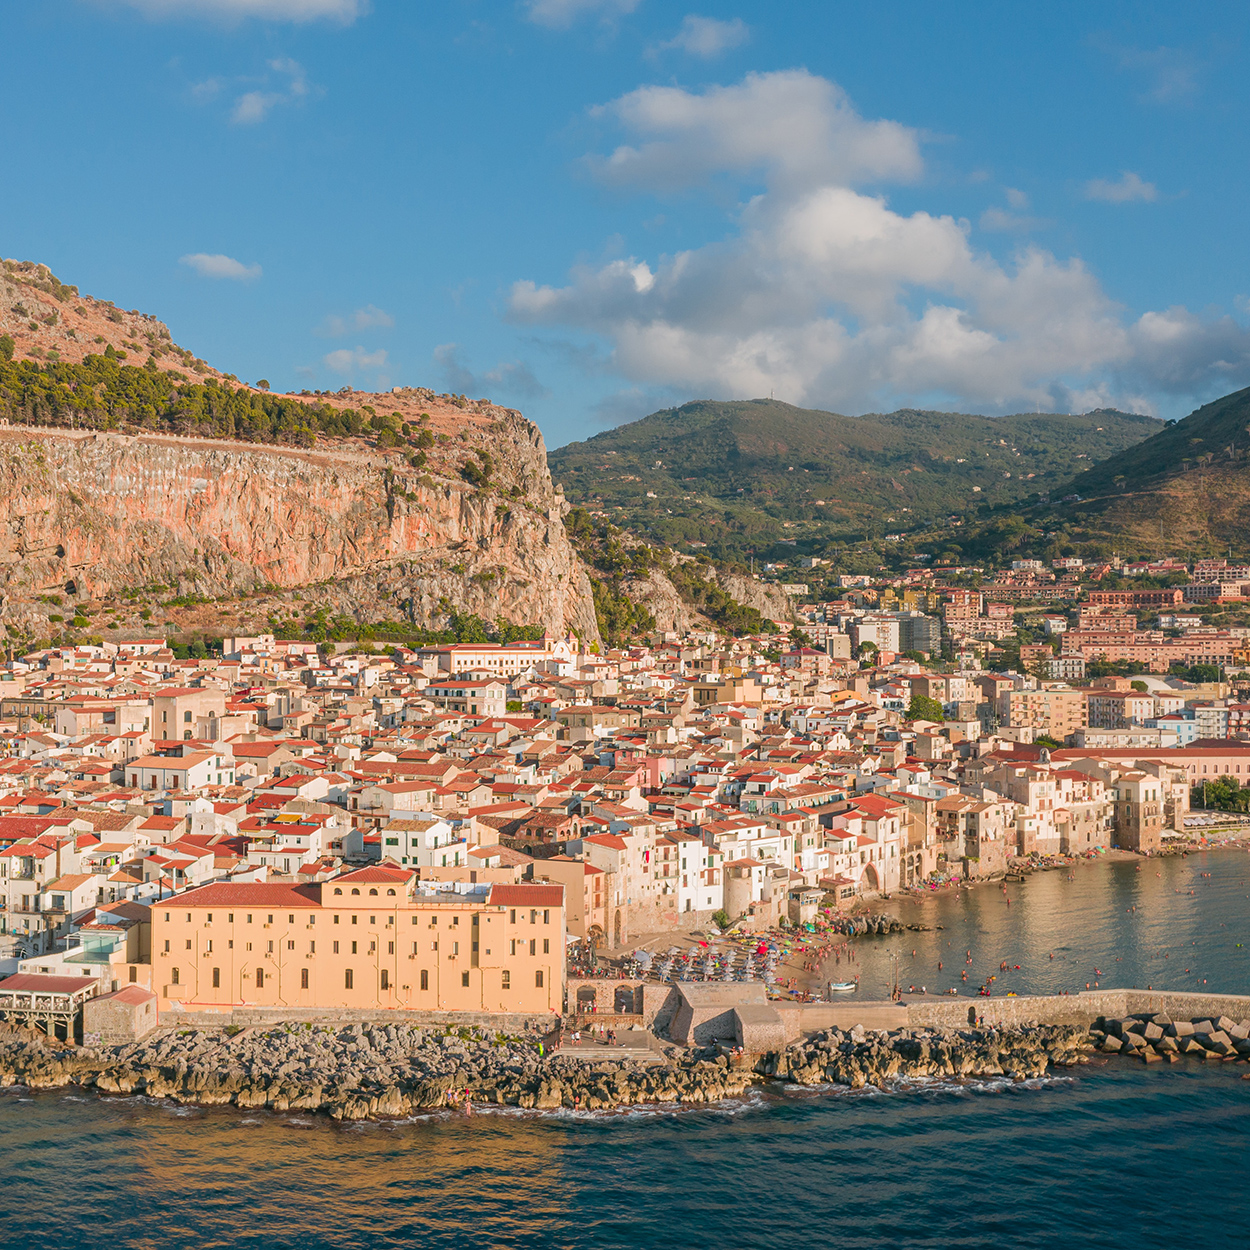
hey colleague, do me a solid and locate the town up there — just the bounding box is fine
[2,547,1250,1046]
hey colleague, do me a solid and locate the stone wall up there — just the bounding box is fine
[908,988,1250,1031]
[160,1005,558,1032]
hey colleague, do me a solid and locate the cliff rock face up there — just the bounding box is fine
[0,415,598,640]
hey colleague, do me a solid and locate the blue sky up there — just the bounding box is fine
[3,0,1249,447]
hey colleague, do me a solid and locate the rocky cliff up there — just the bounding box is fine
[0,414,598,641]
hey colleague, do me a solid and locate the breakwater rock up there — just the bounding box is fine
[0,1022,754,1118]
[1091,1011,1250,1062]
[832,913,914,937]
[763,1023,1091,1087]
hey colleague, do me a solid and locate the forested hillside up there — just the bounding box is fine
[549,398,1160,563]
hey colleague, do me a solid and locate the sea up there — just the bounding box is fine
[2,850,1248,1250]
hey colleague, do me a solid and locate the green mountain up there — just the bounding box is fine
[549,398,1161,562]
[1055,385,1250,555]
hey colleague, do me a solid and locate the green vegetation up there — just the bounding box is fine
[1193,775,1250,813]
[0,355,389,446]
[590,577,656,647]
[1170,662,1222,684]
[905,694,945,722]
[276,606,544,648]
[548,397,1160,564]
[0,335,13,363]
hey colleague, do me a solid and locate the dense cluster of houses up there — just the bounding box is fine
[0,619,1238,968]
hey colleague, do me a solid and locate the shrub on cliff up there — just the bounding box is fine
[0,335,12,362]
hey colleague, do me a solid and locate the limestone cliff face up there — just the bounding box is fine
[718,573,795,625]
[0,416,598,640]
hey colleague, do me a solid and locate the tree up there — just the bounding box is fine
[905,694,945,722]
[256,379,270,391]
[712,909,731,931]
[0,335,13,362]
[1130,680,1148,692]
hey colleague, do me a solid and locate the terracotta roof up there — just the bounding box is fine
[0,973,100,995]
[176,882,322,908]
[487,883,564,907]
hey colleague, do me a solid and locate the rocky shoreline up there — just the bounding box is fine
[2,1008,1246,1120]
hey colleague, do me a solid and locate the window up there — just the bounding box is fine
[207,914,213,923]
[333,888,342,896]
[310,941,315,954]
[351,941,358,955]
[370,916,376,926]
[388,941,394,955]
[543,939,550,954]
[543,910,549,924]
[333,941,340,954]
[351,915,358,925]
[420,969,429,991]
[530,910,537,924]
[171,967,180,985]
[461,971,470,987]
[163,940,170,953]
[246,914,252,925]
[369,941,376,954]
[206,940,213,953]
[256,968,264,988]
[334,915,340,924]
[529,939,536,956]
[184,711,192,723]
[267,915,273,925]
[267,941,274,954]
[501,970,510,990]
[380,970,390,991]
[535,970,544,988]
[453,941,459,956]
[287,940,294,951]
[510,909,516,923]
[185,939,192,951]
[212,968,220,989]
[289,914,295,924]
[345,969,354,990]
[510,939,517,956]
[301,968,309,990]
[129,966,137,983]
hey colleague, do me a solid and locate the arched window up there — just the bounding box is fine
[369,888,378,896]
[333,888,342,895]
[386,888,396,896]
[351,888,360,896]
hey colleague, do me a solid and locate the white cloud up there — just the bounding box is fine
[230,57,310,124]
[318,305,394,336]
[511,70,1250,415]
[980,206,1049,233]
[1005,187,1029,209]
[1084,171,1158,203]
[524,0,639,29]
[655,15,749,58]
[324,346,388,374]
[179,252,262,280]
[109,0,366,21]
[589,70,922,194]
[1105,42,1200,104]
[434,344,548,400]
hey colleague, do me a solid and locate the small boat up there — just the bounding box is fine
[828,982,858,993]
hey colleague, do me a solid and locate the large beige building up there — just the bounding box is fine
[152,868,565,1017]
[998,687,1086,741]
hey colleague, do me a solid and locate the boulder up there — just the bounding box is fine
[1142,1022,1163,1041]
[1100,1036,1123,1053]
[1167,1021,1195,1038]
[1216,1016,1237,1033]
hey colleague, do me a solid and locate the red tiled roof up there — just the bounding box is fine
[487,883,564,907]
[333,865,415,884]
[0,973,100,995]
[176,882,322,908]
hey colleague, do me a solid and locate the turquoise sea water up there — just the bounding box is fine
[2,851,1248,1250]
